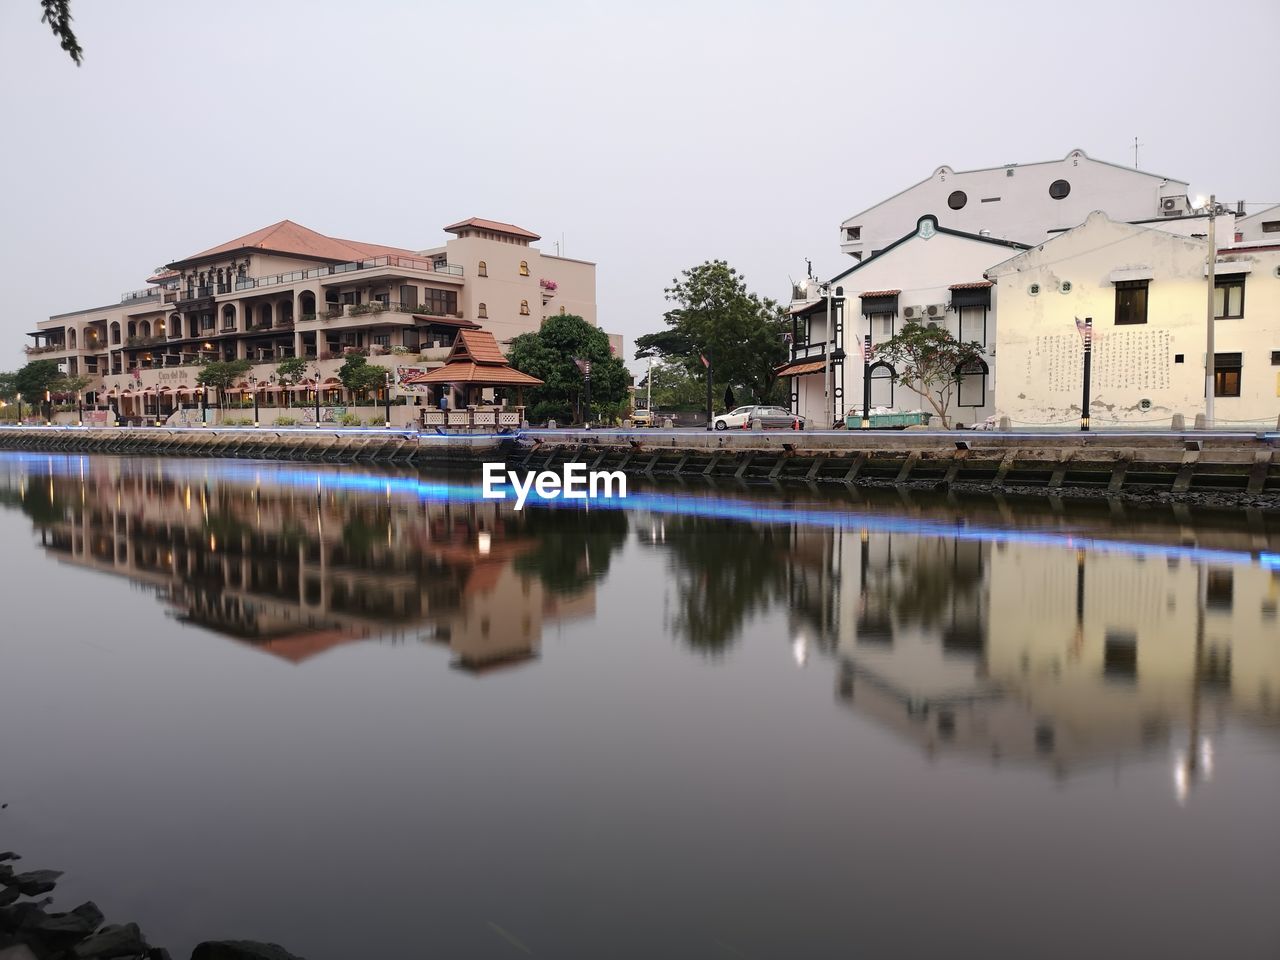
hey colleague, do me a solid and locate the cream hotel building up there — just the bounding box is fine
[25,217,609,423]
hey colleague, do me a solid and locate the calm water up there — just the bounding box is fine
[0,454,1278,959]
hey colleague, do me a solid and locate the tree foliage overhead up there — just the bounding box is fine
[635,260,789,404]
[872,320,985,428]
[507,314,629,424]
[40,0,83,65]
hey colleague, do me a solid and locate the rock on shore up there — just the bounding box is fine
[0,854,305,960]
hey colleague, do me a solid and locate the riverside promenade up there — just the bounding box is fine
[1,424,1278,503]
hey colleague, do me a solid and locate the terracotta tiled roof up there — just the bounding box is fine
[949,280,994,289]
[443,217,540,241]
[146,269,178,283]
[170,220,417,267]
[403,361,544,387]
[859,289,901,298]
[774,359,827,377]
[454,328,507,364]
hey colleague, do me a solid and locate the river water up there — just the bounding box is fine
[0,453,1277,959]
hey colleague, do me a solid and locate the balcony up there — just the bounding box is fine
[790,340,843,363]
[120,287,161,304]
[125,335,165,348]
[24,343,65,356]
[234,255,464,293]
[322,301,448,321]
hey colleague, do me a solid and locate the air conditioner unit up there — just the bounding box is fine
[924,303,948,318]
[902,305,924,320]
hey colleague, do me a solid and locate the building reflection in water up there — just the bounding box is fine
[0,457,624,674]
[3,455,1277,801]
[638,498,1279,802]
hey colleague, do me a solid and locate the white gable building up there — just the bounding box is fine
[838,149,1199,261]
[782,216,1027,428]
[986,212,1280,429]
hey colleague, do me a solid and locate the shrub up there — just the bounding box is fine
[274,416,298,426]
[337,412,362,427]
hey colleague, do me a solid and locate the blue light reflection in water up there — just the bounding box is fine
[9,452,1277,572]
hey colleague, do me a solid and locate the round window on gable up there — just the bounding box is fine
[1049,179,1071,200]
[948,190,968,210]
[1028,283,1041,296]
[1060,281,1073,293]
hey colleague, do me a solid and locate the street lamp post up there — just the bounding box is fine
[314,374,322,428]
[384,370,392,429]
[17,393,23,426]
[861,334,872,430]
[77,397,83,427]
[249,374,260,428]
[45,389,52,427]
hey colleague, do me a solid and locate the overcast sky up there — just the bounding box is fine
[1,0,1277,371]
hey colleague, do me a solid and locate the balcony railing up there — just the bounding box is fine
[125,335,165,348]
[120,288,162,303]
[790,341,838,362]
[234,255,463,293]
[322,300,452,320]
[24,343,64,355]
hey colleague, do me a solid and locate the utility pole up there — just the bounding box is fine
[1204,195,1217,429]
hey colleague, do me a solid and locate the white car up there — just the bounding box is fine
[712,405,803,430]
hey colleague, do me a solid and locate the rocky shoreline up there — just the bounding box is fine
[0,852,303,960]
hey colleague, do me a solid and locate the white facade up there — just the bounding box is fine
[986,212,1280,429]
[1237,204,1280,244]
[838,149,1193,261]
[785,216,1027,428]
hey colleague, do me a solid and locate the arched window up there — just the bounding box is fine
[520,299,530,315]
[519,260,529,277]
[868,361,895,409]
[478,302,488,319]
[478,260,487,277]
[110,321,121,345]
[956,358,989,407]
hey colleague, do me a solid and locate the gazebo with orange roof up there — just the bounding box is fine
[402,329,543,413]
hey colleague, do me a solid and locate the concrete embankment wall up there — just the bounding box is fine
[512,429,1280,501]
[2,427,1278,502]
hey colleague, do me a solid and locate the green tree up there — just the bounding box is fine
[196,359,252,407]
[276,356,309,408]
[13,360,63,399]
[872,320,985,428]
[641,360,706,411]
[635,260,789,406]
[507,314,629,424]
[51,373,89,398]
[336,354,387,401]
[0,371,17,402]
[40,0,82,65]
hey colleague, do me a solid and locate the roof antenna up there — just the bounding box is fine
[1133,136,1142,169]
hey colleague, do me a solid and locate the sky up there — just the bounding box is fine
[1,0,1277,372]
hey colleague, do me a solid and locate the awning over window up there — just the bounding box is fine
[949,282,992,309]
[860,290,899,315]
[774,358,827,378]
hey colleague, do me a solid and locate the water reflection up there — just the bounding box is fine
[0,456,623,673]
[1,454,1279,956]
[3,453,1278,793]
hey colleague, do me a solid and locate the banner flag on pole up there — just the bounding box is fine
[1074,316,1092,346]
